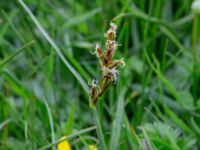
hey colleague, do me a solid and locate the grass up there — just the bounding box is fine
[0,0,200,149]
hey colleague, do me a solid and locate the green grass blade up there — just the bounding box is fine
[144,48,179,102]
[18,0,89,93]
[42,97,55,150]
[124,116,140,149]
[160,26,185,51]
[0,40,35,69]
[93,108,106,150]
[0,11,16,42]
[164,105,194,135]
[65,103,75,135]
[38,126,96,150]
[0,119,12,131]
[63,50,90,82]
[140,127,158,150]
[62,7,101,29]
[109,89,125,150]
[191,117,200,136]
[2,70,27,97]
[117,1,169,28]
[171,14,193,28]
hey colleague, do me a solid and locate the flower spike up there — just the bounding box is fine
[89,22,125,107]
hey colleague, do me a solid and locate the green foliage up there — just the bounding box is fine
[0,0,200,149]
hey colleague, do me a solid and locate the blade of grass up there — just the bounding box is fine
[191,117,200,136]
[2,10,24,43]
[115,1,169,28]
[38,126,96,150]
[62,49,90,81]
[2,70,28,98]
[0,119,12,131]
[71,135,98,146]
[140,126,158,150]
[93,108,106,150]
[164,105,194,135]
[117,22,129,58]
[124,116,141,150]
[65,103,75,135]
[2,10,41,73]
[0,40,35,69]
[171,14,193,28]
[42,97,55,150]
[192,15,199,100]
[109,89,125,150]
[61,7,102,29]
[144,48,180,102]
[18,0,89,93]
[0,11,16,42]
[159,26,185,51]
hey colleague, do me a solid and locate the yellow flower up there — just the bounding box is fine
[57,136,72,150]
[88,145,97,150]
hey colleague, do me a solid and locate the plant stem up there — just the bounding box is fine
[93,108,106,150]
[38,126,96,150]
[192,15,199,100]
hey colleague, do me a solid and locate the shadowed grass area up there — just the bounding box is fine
[0,0,200,149]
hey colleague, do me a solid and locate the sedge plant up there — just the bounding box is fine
[89,22,125,107]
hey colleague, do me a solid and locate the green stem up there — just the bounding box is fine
[0,40,35,69]
[92,77,111,106]
[192,15,199,55]
[93,108,106,150]
[38,126,96,150]
[192,15,199,100]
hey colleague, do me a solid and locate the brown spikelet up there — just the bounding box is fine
[89,22,125,107]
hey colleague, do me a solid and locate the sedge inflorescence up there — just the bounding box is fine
[89,22,125,107]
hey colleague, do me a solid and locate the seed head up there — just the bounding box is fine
[104,22,117,40]
[89,79,99,100]
[89,22,125,106]
[95,44,104,58]
[110,22,117,31]
[102,66,118,82]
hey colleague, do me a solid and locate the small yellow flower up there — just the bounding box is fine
[88,145,97,150]
[57,136,72,150]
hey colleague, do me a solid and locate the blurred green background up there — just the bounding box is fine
[1,0,200,149]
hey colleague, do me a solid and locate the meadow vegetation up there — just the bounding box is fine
[0,0,200,149]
